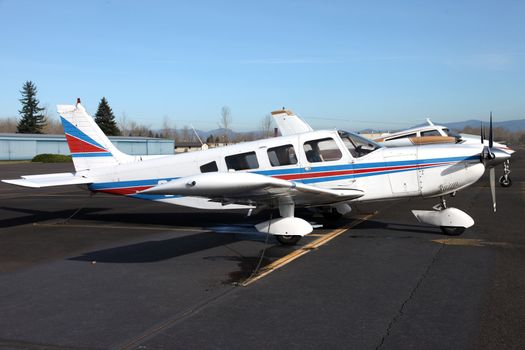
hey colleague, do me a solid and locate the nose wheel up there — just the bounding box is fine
[499,175,512,187]
[499,159,512,187]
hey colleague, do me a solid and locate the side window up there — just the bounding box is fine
[200,161,218,173]
[386,133,417,141]
[267,144,297,167]
[225,152,259,170]
[303,138,342,163]
[421,130,441,137]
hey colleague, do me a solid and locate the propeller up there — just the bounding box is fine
[489,111,493,148]
[490,167,496,212]
[479,112,498,212]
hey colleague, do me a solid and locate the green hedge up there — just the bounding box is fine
[31,154,73,163]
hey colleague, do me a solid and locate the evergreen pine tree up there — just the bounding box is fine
[17,81,46,134]
[94,97,120,136]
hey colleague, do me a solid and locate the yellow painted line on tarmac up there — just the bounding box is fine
[34,222,208,233]
[432,238,519,248]
[432,238,486,247]
[241,212,377,287]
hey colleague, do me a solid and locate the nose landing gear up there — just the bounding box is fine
[499,159,512,187]
[412,197,474,236]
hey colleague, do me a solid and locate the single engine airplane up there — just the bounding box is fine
[369,118,515,187]
[274,112,515,187]
[2,101,511,245]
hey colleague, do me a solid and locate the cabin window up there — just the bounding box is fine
[443,128,461,139]
[421,130,441,137]
[200,161,218,173]
[303,138,342,163]
[267,144,297,167]
[386,133,417,141]
[339,131,381,158]
[225,152,259,170]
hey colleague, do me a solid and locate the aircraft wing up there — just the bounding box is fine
[271,110,314,136]
[2,173,93,188]
[139,172,363,206]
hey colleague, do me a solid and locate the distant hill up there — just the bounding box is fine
[165,119,525,140]
[418,119,525,132]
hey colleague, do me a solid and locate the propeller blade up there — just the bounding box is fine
[489,112,493,148]
[490,167,496,212]
[480,122,483,144]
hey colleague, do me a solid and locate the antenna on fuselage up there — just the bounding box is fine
[191,124,207,150]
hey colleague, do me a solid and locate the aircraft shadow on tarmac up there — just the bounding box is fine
[0,206,110,228]
[69,232,239,263]
[353,219,443,236]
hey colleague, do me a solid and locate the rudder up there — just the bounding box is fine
[57,101,133,172]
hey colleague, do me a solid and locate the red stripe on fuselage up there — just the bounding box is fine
[97,185,152,195]
[92,161,453,197]
[66,134,108,153]
[274,162,450,181]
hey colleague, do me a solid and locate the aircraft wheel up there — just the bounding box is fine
[440,226,465,236]
[499,175,512,187]
[275,235,302,246]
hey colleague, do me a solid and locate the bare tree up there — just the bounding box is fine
[128,121,152,137]
[0,117,17,133]
[218,106,232,143]
[118,112,131,136]
[259,113,273,139]
[161,115,177,140]
[181,125,190,142]
[43,118,63,134]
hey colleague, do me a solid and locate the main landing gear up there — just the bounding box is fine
[499,159,512,187]
[254,198,313,246]
[412,196,474,236]
[275,235,302,246]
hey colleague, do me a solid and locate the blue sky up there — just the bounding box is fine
[1,0,524,131]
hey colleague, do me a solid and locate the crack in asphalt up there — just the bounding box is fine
[375,243,445,350]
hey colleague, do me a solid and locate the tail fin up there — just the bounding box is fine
[57,102,133,172]
[271,109,314,136]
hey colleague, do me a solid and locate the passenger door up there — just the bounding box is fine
[298,134,353,185]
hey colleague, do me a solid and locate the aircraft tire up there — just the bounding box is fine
[440,226,466,236]
[275,235,302,246]
[499,175,512,187]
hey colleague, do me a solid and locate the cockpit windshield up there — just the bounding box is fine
[338,130,382,158]
[443,128,461,140]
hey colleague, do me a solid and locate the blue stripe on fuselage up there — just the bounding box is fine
[88,155,479,192]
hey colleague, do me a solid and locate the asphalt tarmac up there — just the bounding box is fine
[0,150,523,350]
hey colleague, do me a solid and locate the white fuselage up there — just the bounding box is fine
[85,129,486,207]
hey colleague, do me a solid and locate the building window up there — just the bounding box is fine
[200,161,218,173]
[267,144,297,167]
[225,152,259,170]
[303,138,342,163]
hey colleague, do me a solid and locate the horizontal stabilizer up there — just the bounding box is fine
[2,173,93,188]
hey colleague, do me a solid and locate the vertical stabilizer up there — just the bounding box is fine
[271,109,314,136]
[57,102,133,172]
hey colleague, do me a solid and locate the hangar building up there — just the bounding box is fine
[0,133,174,160]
